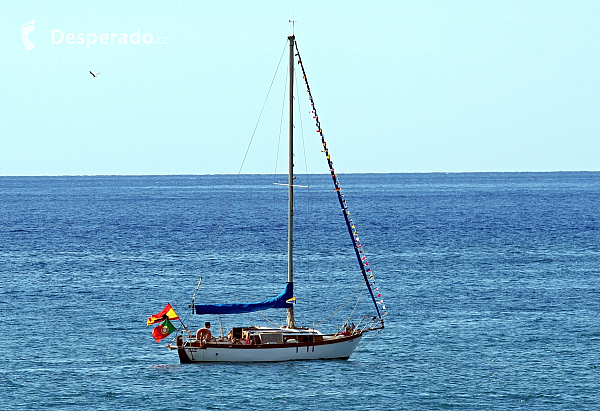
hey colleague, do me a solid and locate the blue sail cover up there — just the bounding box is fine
[194,282,293,315]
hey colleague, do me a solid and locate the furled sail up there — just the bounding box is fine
[295,44,386,319]
[194,282,293,315]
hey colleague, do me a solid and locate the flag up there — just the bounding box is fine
[152,319,176,343]
[147,303,179,326]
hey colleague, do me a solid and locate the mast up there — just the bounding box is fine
[286,34,296,329]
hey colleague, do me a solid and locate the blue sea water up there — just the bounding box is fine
[1,172,599,410]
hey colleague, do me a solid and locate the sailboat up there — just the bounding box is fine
[168,35,385,362]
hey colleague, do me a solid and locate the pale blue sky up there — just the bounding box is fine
[2,1,599,175]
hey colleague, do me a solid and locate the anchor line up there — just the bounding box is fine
[294,44,386,319]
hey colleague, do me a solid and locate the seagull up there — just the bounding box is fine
[89,71,101,77]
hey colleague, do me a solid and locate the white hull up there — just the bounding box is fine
[176,333,362,363]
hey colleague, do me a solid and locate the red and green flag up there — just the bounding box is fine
[152,318,176,343]
[147,303,179,326]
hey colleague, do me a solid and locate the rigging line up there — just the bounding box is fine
[315,281,365,327]
[294,65,309,178]
[271,66,289,282]
[257,311,285,327]
[274,64,289,177]
[335,285,364,335]
[191,40,288,305]
[293,61,312,308]
[190,276,203,310]
[355,328,383,353]
[345,284,364,327]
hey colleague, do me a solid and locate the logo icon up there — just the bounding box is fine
[20,20,36,50]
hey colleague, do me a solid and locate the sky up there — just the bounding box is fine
[2,1,600,175]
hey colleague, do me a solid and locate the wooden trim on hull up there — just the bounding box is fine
[177,333,363,363]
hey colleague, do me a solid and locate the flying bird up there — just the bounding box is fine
[89,71,101,77]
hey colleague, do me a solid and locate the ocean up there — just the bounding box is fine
[1,172,598,410]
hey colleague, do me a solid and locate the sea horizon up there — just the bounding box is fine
[1,170,599,178]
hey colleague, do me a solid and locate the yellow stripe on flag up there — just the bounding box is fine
[147,303,179,326]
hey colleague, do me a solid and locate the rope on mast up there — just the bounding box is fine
[295,43,387,320]
[315,281,364,327]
